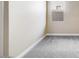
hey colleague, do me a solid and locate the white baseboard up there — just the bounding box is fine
[46,33,79,36]
[16,35,46,58]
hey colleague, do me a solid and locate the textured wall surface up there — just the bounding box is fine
[9,1,46,57]
[47,1,79,34]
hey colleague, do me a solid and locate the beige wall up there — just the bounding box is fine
[0,1,9,57]
[9,1,46,57]
[47,1,79,34]
[0,1,4,57]
[3,1,9,57]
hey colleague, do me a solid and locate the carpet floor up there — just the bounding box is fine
[23,36,79,58]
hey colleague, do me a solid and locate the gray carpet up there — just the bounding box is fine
[23,36,79,58]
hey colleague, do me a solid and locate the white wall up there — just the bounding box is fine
[47,1,79,34]
[9,1,46,57]
[0,1,4,57]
